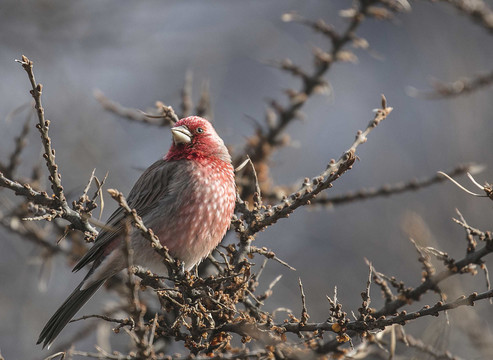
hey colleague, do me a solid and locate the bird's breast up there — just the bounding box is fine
[155,159,235,269]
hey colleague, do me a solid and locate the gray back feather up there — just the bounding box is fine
[73,159,182,272]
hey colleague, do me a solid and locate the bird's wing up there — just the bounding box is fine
[73,159,179,272]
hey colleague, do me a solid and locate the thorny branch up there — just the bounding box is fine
[0,108,32,179]
[70,314,134,328]
[233,95,393,265]
[373,237,493,318]
[315,225,493,354]
[94,90,178,126]
[273,288,493,335]
[107,189,176,275]
[0,172,57,208]
[0,55,99,237]
[307,163,479,207]
[260,162,479,207]
[235,0,377,199]
[408,70,493,99]
[2,1,493,359]
[15,55,66,204]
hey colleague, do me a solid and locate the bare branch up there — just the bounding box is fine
[235,0,384,200]
[0,171,56,207]
[94,90,178,126]
[107,188,177,274]
[2,108,32,178]
[16,55,66,204]
[70,314,133,328]
[308,163,478,207]
[250,246,296,270]
[298,277,309,326]
[408,70,493,99]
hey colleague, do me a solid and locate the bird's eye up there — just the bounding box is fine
[196,127,204,133]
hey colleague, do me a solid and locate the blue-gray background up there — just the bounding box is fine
[1,0,492,358]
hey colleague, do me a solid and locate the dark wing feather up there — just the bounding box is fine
[37,278,104,348]
[73,159,177,272]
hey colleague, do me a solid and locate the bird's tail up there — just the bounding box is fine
[37,279,104,349]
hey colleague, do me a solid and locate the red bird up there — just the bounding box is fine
[37,116,236,348]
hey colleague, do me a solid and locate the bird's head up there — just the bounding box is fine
[165,116,231,163]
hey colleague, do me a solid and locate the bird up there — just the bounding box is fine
[37,116,236,349]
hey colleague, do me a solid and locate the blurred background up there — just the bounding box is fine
[1,0,492,358]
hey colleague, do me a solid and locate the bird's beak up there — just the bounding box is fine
[171,125,193,145]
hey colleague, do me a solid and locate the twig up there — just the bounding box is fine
[408,70,493,99]
[368,260,395,303]
[42,352,65,360]
[373,239,493,318]
[122,219,141,321]
[107,189,176,274]
[278,289,493,338]
[121,218,149,355]
[3,108,32,178]
[0,172,56,207]
[250,246,296,270]
[6,56,98,236]
[233,95,392,264]
[15,55,66,204]
[316,235,493,353]
[409,237,436,280]
[94,90,178,126]
[452,216,490,241]
[0,170,97,235]
[257,274,282,302]
[70,314,133,328]
[307,163,478,206]
[235,0,379,199]
[359,263,372,320]
[298,278,309,326]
